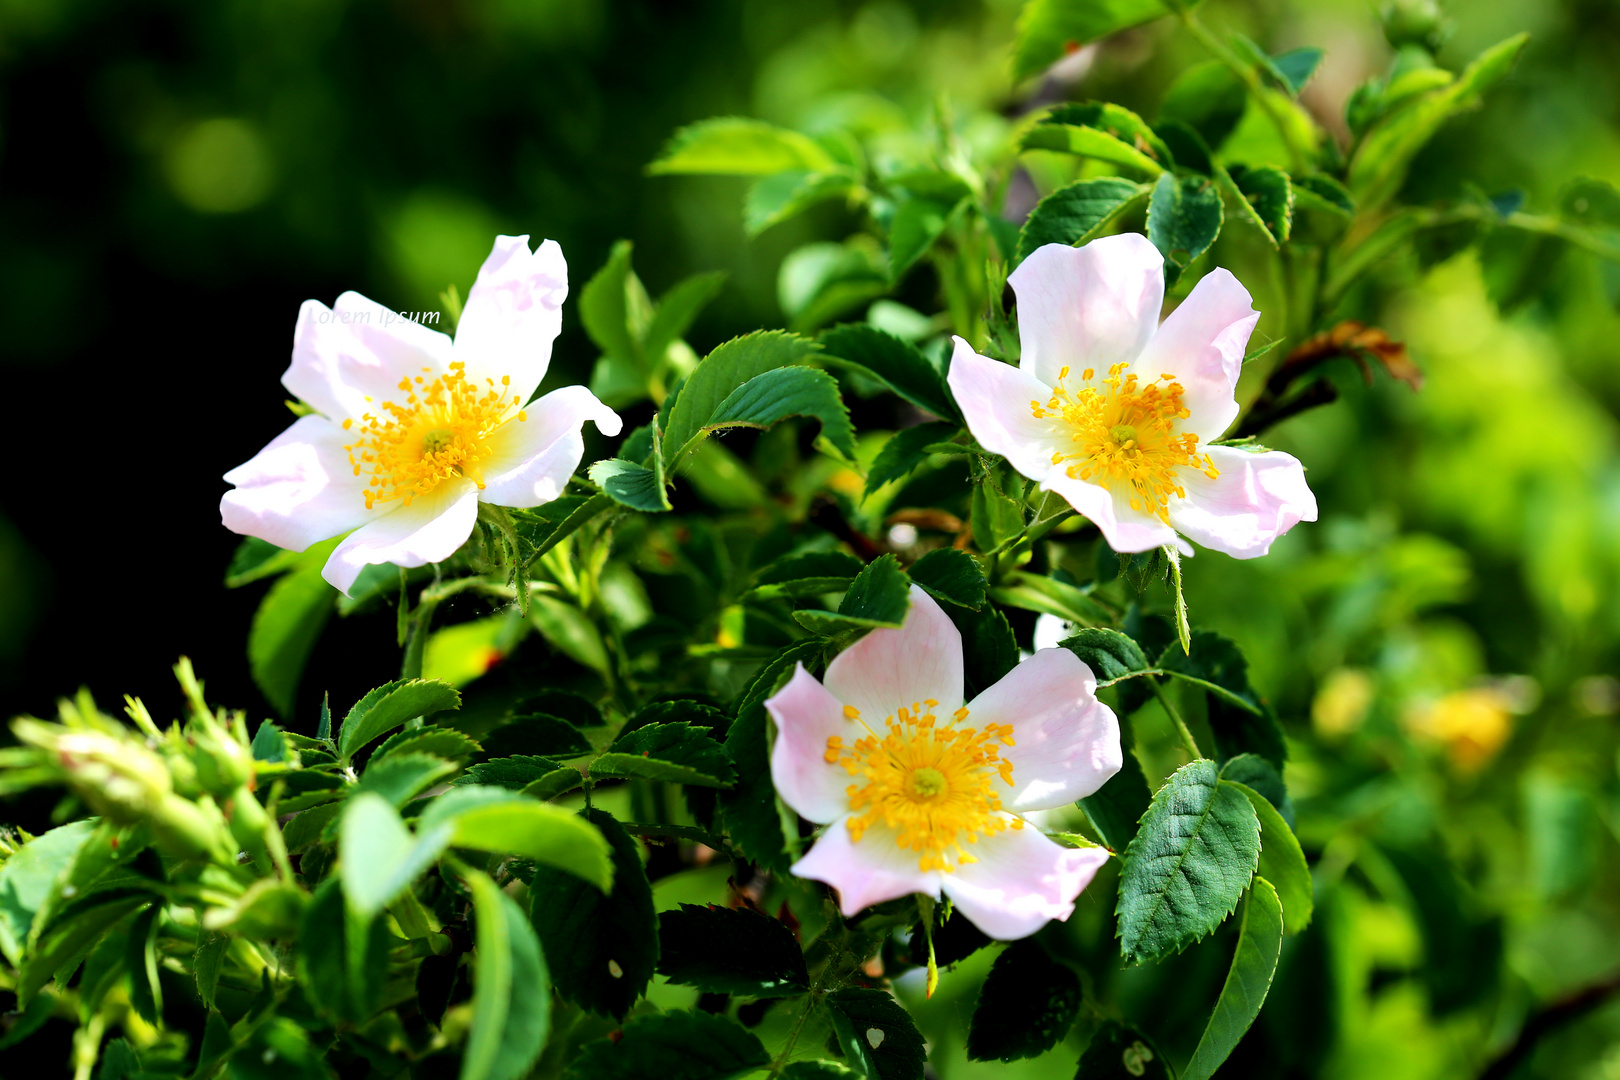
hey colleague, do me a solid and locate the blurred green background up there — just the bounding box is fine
[3,0,1620,1076]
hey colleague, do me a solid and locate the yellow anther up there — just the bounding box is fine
[843,705,861,720]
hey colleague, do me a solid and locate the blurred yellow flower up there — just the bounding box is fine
[1406,688,1513,773]
[1313,668,1374,739]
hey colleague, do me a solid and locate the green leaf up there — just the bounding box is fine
[224,1018,336,1080]
[1222,779,1312,934]
[249,555,337,720]
[1017,177,1149,264]
[1074,1021,1172,1079]
[482,715,592,758]
[1348,33,1530,211]
[645,270,729,363]
[564,1009,770,1080]
[1272,47,1324,95]
[421,788,614,891]
[943,601,1019,700]
[591,452,672,512]
[510,494,613,566]
[580,240,644,374]
[299,876,387,1023]
[592,722,737,788]
[194,933,226,1009]
[970,469,1025,554]
[373,727,483,763]
[251,720,287,762]
[225,537,306,588]
[778,241,891,332]
[1218,752,1293,825]
[965,939,1082,1062]
[889,196,959,281]
[282,803,342,851]
[1080,715,1152,852]
[1178,877,1285,1080]
[792,553,912,637]
[462,868,550,1080]
[703,365,856,460]
[19,889,152,1004]
[356,752,459,807]
[1013,0,1200,81]
[827,988,927,1080]
[1059,628,1149,682]
[747,170,859,236]
[656,903,809,996]
[662,331,821,460]
[1234,165,1294,244]
[125,903,162,1025]
[1160,61,1247,149]
[1020,124,1165,177]
[1155,630,1262,715]
[340,793,448,920]
[908,548,986,610]
[819,324,958,421]
[454,754,570,792]
[649,117,836,176]
[1146,172,1223,287]
[339,679,462,762]
[1116,759,1261,964]
[781,1065,863,1080]
[991,572,1110,626]
[0,819,95,966]
[1046,102,1174,163]
[864,422,959,496]
[746,550,865,601]
[529,809,656,1018]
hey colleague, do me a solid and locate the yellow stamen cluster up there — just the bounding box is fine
[344,362,526,509]
[827,700,1020,873]
[1030,362,1219,524]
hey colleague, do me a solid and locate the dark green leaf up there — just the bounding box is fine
[746,550,864,601]
[1013,0,1201,81]
[1020,124,1165,177]
[1146,172,1223,287]
[1159,61,1247,150]
[564,1009,770,1080]
[1059,628,1149,682]
[1179,877,1284,1080]
[703,366,856,460]
[229,1019,336,1080]
[1156,630,1262,715]
[529,809,656,1018]
[942,601,1018,701]
[971,469,1025,554]
[1116,759,1261,964]
[965,940,1081,1062]
[250,720,287,763]
[456,754,570,792]
[282,803,342,852]
[481,715,591,758]
[662,331,821,460]
[463,868,551,1080]
[827,987,927,1080]
[1218,753,1293,826]
[889,196,958,281]
[780,1065,862,1080]
[1234,166,1294,244]
[125,903,162,1025]
[1075,1021,1172,1079]
[1272,47,1324,95]
[194,933,227,1009]
[300,877,387,1023]
[356,752,458,806]
[618,698,730,742]
[649,117,837,176]
[864,422,960,496]
[1207,694,1288,770]
[656,903,809,996]
[1080,714,1152,852]
[225,536,309,588]
[1017,177,1149,264]
[1222,780,1312,934]
[793,554,912,637]
[592,722,736,788]
[1294,172,1353,215]
[591,456,672,512]
[907,548,985,610]
[1379,845,1503,1015]
[373,727,483,763]
[339,679,462,762]
[18,889,152,1003]
[249,556,336,720]
[819,324,958,421]
[912,904,992,967]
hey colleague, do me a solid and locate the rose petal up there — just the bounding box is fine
[940,823,1110,940]
[968,648,1122,812]
[1040,469,1187,555]
[284,292,454,422]
[823,585,964,722]
[1135,267,1259,443]
[221,414,370,551]
[766,664,856,825]
[946,338,1065,481]
[1167,446,1318,558]
[478,385,622,508]
[322,480,481,595]
[1008,235,1165,388]
[454,236,569,407]
[791,816,941,917]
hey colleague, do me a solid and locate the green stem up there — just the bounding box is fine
[1152,677,1203,760]
[1174,5,1311,174]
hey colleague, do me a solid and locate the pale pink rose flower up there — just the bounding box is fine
[947,234,1317,558]
[221,236,622,594]
[766,586,1120,940]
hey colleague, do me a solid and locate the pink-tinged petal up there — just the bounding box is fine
[1009,235,1165,388]
[284,292,455,422]
[454,236,569,406]
[968,649,1122,812]
[478,385,623,508]
[791,817,941,916]
[1135,268,1259,442]
[766,665,855,825]
[940,823,1110,940]
[221,414,370,551]
[824,585,964,721]
[1167,446,1317,559]
[1040,470,1185,555]
[945,338,1064,482]
[322,480,481,595]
